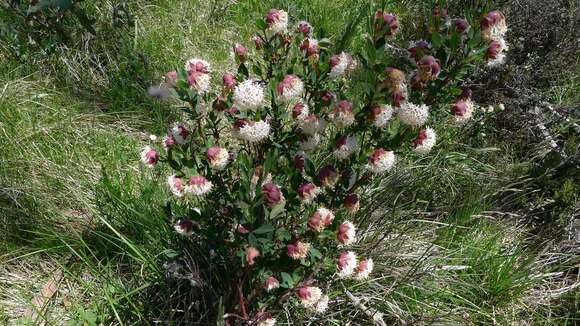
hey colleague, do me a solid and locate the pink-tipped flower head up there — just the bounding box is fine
[343,193,360,214]
[265,9,288,35]
[174,219,194,236]
[277,74,304,103]
[337,221,356,246]
[187,176,213,196]
[481,10,507,41]
[187,71,211,94]
[318,165,339,188]
[383,67,406,91]
[451,98,474,123]
[261,182,284,207]
[413,127,437,154]
[233,43,247,62]
[308,207,335,232]
[167,175,185,197]
[366,148,396,174]
[300,38,320,59]
[299,134,321,152]
[337,251,358,278]
[298,21,313,36]
[455,18,469,33]
[418,55,441,81]
[222,73,237,90]
[140,146,159,167]
[485,39,508,66]
[206,147,229,170]
[245,247,260,266]
[299,114,326,136]
[171,123,189,144]
[333,136,358,161]
[298,183,321,204]
[329,52,355,79]
[292,102,309,121]
[287,241,310,260]
[263,276,280,292]
[408,40,430,62]
[237,224,249,234]
[369,104,394,128]
[354,258,374,280]
[164,70,177,88]
[297,286,322,308]
[330,100,355,128]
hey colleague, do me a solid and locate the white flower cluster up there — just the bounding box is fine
[366,149,396,174]
[237,120,271,143]
[397,102,429,127]
[329,52,355,79]
[233,80,265,111]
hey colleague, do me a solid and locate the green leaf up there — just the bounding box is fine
[309,247,322,260]
[253,224,275,234]
[255,19,267,30]
[431,32,443,49]
[280,272,294,288]
[269,203,285,219]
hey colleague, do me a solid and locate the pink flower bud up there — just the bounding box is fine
[300,38,319,57]
[266,9,281,26]
[320,90,336,105]
[451,100,469,116]
[253,35,264,49]
[293,153,305,171]
[343,193,360,214]
[233,43,247,62]
[418,55,441,81]
[174,219,194,236]
[373,10,384,28]
[393,89,407,107]
[165,70,177,87]
[455,18,469,32]
[410,72,426,90]
[222,73,236,90]
[261,182,284,207]
[163,135,176,149]
[433,7,449,21]
[212,96,228,112]
[140,146,159,167]
[263,276,279,291]
[187,71,205,88]
[485,40,503,60]
[292,102,307,119]
[382,13,399,36]
[408,40,430,62]
[237,225,249,234]
[298,21,312,36]
[318,165,339,188]
[245,247,260,266]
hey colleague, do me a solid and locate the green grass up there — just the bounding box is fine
[1,0,578,325]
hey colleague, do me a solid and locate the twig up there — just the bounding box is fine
[344,289,387,326]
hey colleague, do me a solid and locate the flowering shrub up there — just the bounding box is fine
[141,6,507,324]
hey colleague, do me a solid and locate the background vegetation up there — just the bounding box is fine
[1,0,578,325]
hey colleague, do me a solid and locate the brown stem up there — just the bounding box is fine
[238,284,248,319]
